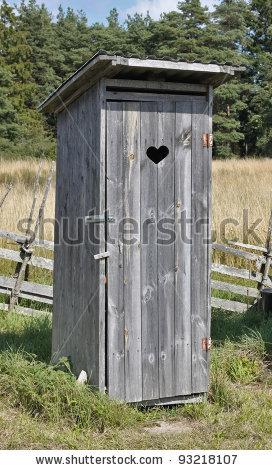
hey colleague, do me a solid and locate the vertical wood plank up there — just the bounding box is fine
[206,86,213,383]
[191,97,210,393]
[106,101,125,399]
[98,80,107,393]
[52,84,103,389]
[70,98,84,372]
[123,101,142,403]
[140,101,159,400]
[174,101,193,395]
[157,101,176,398]
[52,110,67,356]
[83,83,102,387]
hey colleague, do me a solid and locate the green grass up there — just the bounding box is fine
[0,309,272,449]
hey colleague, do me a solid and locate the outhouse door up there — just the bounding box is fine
[106,95,211,404]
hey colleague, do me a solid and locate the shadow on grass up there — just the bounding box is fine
[0,312,52,363]
[0,307,271,365]
[212,306,272,354]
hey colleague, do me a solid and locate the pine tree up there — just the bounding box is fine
[176,0,212,59]
[148,0,212,61]
[0,0,270,159]
[125,13,154,56]
[17,0,62,100]
[0,64,20,150]
[55,7,92,79]
[0,1,55,158]
[247,0,272,156]
[0,1,36,110]
[211,0,253,158]
[89,9,127,54]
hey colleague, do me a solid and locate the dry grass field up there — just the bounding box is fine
[0,158,272,245]
[212,159,272,245]
[0,159,55,241]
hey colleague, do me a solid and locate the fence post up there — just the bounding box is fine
[258,209,272,293]
[0,184,12,210]
[9,165,53,312]
[9,245,33,311]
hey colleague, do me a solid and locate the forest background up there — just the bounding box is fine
[0,0,271,160]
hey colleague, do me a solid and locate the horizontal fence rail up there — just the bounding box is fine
[0,229,271,315]
[0,230,54,251]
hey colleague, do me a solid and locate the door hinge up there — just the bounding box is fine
[202,133,213,148]
[202,337,212,351]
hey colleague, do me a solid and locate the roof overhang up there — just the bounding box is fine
[39,51,245,114]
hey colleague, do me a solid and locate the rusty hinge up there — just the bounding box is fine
[202,133,213,148]
[202,337,212,351]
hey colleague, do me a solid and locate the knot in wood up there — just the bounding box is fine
[148,353,155,364]
[160,351,167,361]
[143,286,153,303]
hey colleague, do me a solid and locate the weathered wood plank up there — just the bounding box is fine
[64,97,79,375]
[211,263,270,285]
[258,209,272,292]
[120,57,236,75]
[206,85,213,394]
[52,108,66,360]
[123,101,142,402]
[0,288,52,305]
[0,302,51,316]
[137,393,205,407]
[0,230,54,250]
[0,275,53,303]
[52,83,103,389]
[227,240,267,253]
[140,101,159,401]
[105,78,207,94]
[54,65,123,114]
[98,79,107,393]
[0,247,53,271]
[158,100,175,398]
[174,101,192,396]
[211,297,249,313]
[106,101,125,400]
[107,91,207,102]
[211,279,259,298]
[191,98,210,394]
[213,242,265,263]
[84,83,104,388]
[39,55,114,112]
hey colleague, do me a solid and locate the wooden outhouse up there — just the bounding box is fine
[40,52,241,406]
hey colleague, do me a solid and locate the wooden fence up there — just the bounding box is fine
[0,230,53,315]
[0,229,271,315]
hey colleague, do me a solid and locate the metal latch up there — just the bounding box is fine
[202,337,212,351]
[85,213,115,224]
[94,251,110,260]
[202,133,213,148]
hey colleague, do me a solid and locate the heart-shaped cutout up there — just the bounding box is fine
[146,146,169,164]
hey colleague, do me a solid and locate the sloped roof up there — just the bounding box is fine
[39,50,245,113]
